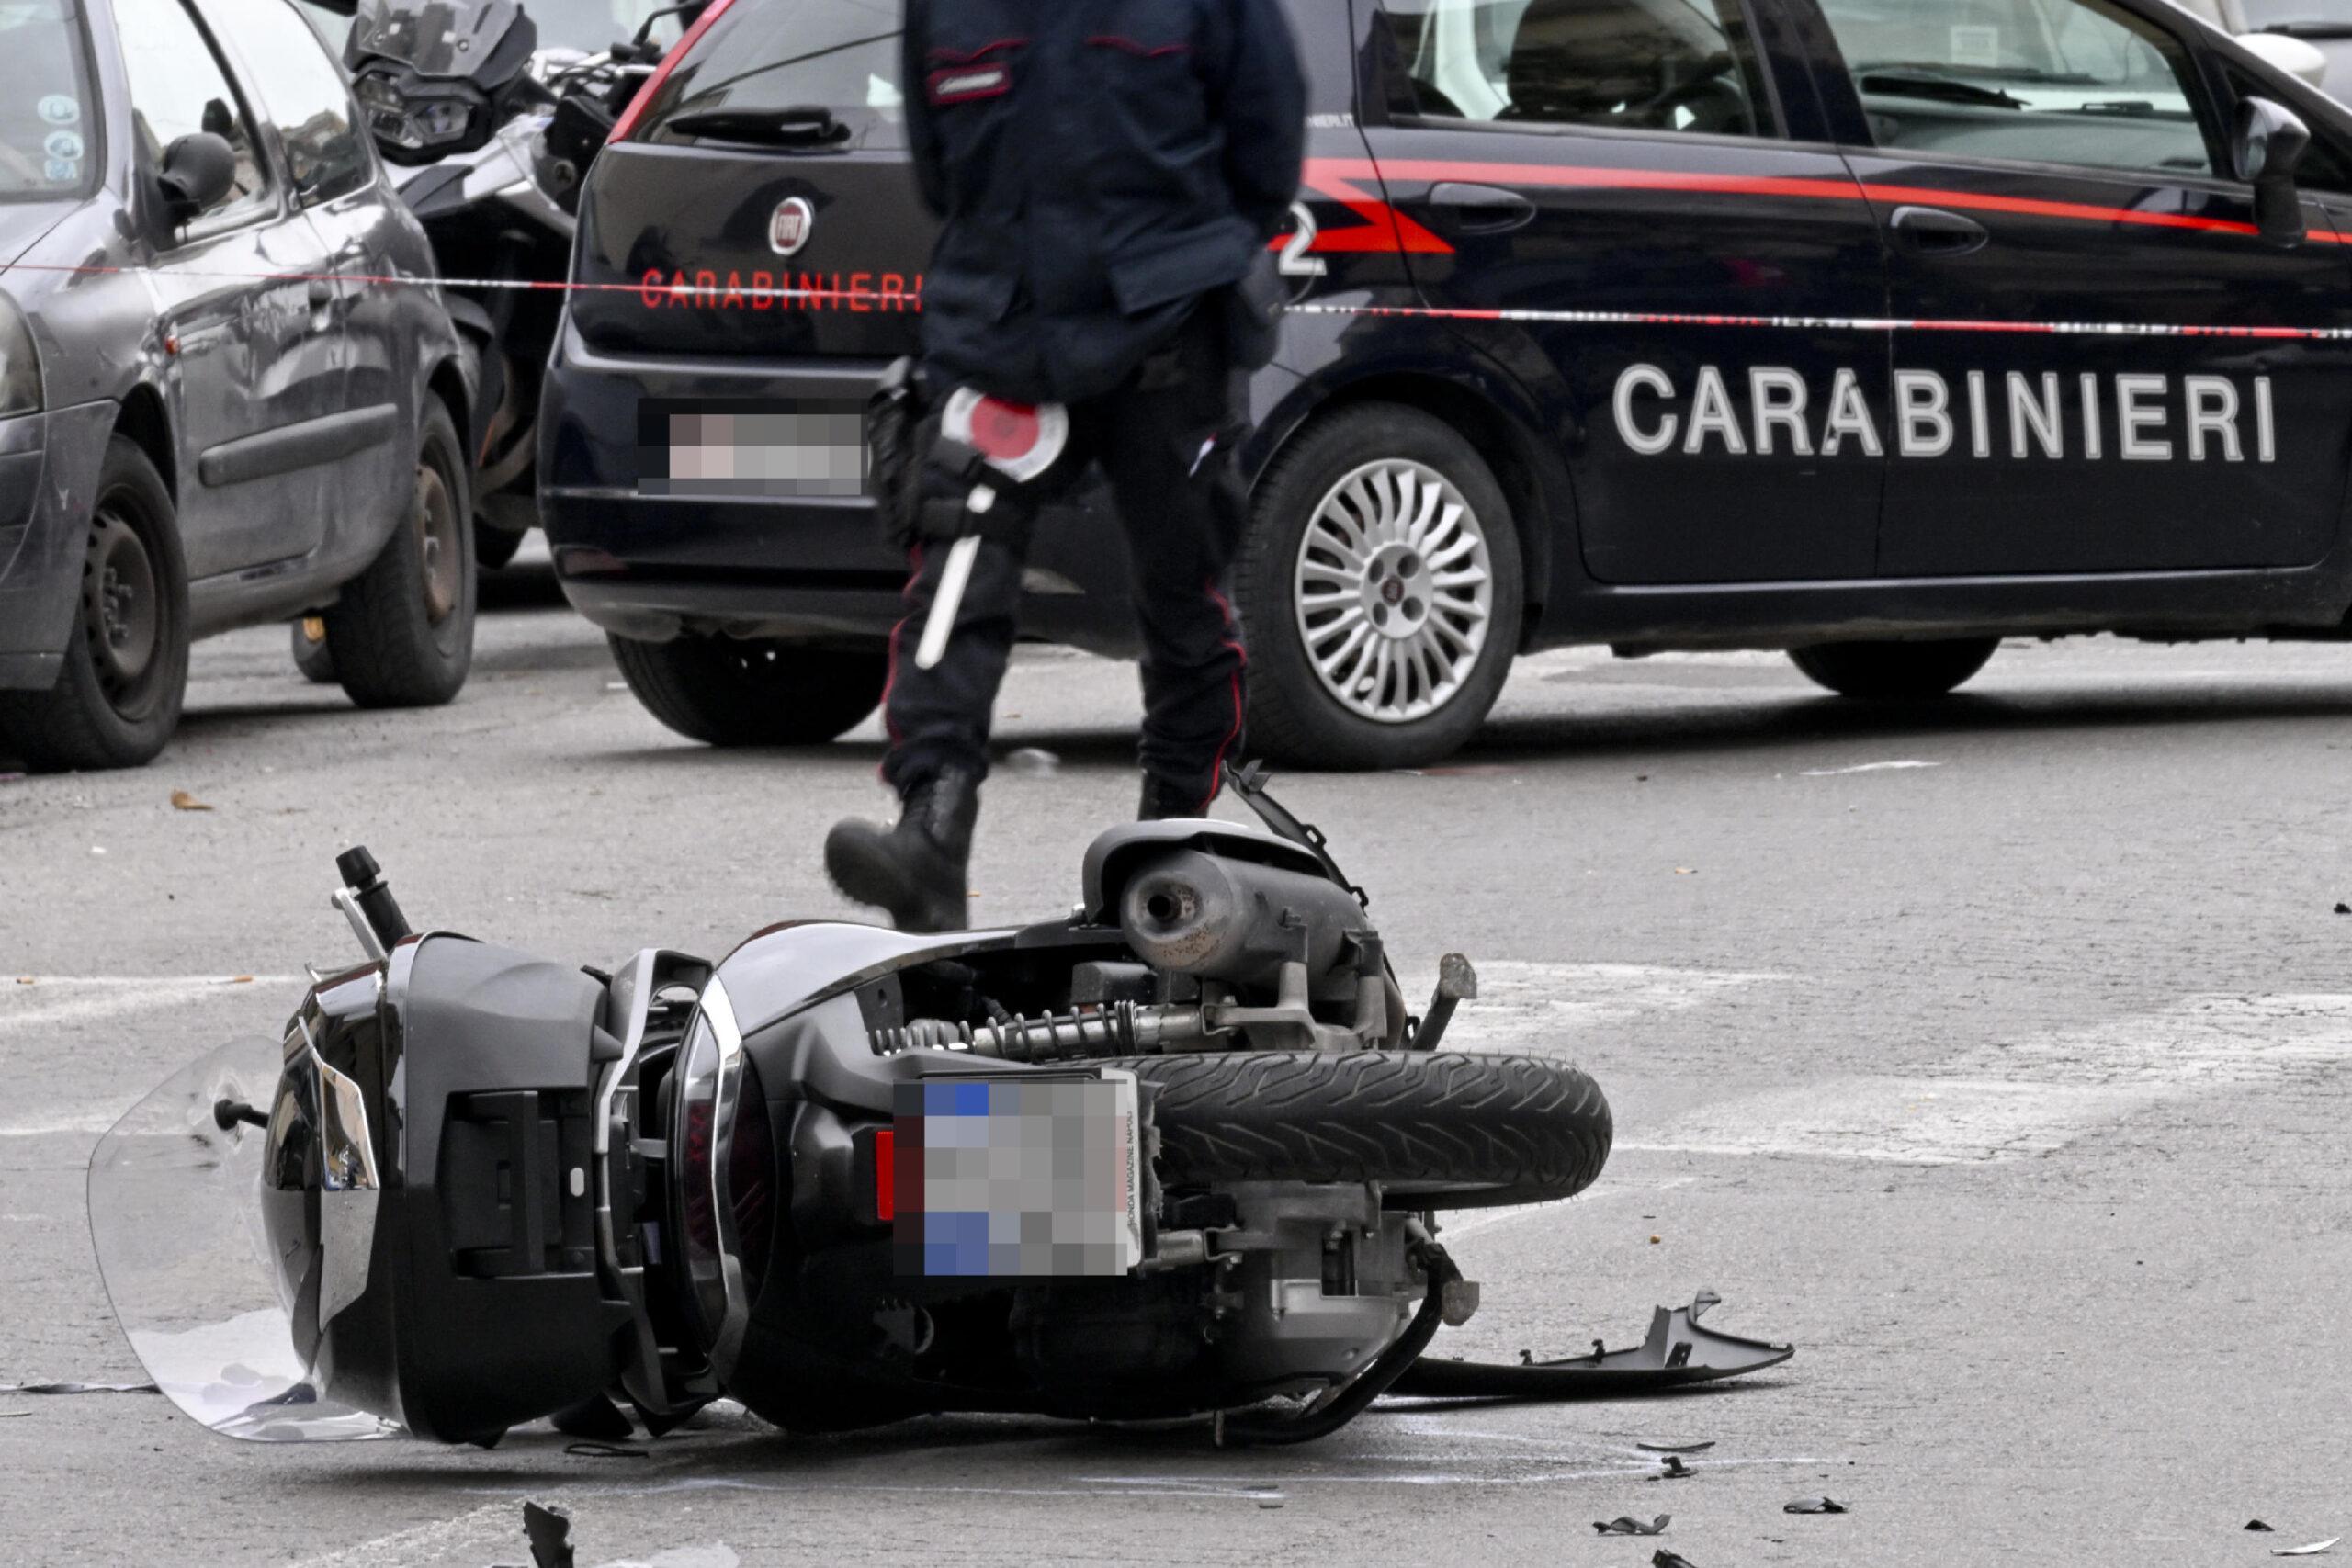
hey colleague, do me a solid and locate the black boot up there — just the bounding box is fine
[825,768,978,932]
[1138,772,1209,820]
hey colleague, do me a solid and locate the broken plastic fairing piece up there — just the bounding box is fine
[1389,1290,1793,1400]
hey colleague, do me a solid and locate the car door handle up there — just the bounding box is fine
[1889,205,1990,256]
[1427,182,1537,233]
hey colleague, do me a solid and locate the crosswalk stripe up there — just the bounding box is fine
[1622,992,2352,1164]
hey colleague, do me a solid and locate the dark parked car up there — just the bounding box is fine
[0,0,475,772]
[544,0,2352,770]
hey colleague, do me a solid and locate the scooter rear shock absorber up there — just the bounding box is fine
[869,1002,1214,1061]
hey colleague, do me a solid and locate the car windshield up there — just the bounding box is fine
[1826,0,2194,113]
[0,0,97,201]
[2237,1,2352,32]
[636,0,906,150]
[526,0,673,53]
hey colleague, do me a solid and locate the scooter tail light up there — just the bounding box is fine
[608,0,740,146]
[873,1127,896,1224]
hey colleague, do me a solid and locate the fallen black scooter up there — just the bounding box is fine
[88,773,1788,1448]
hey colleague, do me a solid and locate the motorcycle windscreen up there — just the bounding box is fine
[349,0,525,77]
[86,1040,395,1442]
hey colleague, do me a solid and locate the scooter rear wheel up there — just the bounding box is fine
[1109,1051,1611,1210]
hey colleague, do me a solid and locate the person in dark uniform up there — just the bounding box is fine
[825,0,1306,933]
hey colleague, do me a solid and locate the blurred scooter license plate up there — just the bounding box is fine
[639,400,867,499]
[892,1071,1143,1279]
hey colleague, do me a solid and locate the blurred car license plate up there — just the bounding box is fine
[892,1071,1142,1279]
[639,400,866,499]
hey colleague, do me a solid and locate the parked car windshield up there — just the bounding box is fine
[1820,0,2196,116]
[634,0,906,150]
[2236,1,2352,31]
[0,0,98,200]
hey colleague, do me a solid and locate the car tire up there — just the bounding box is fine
[1234,403,1523,771]
[325,402,475,709]
[608,633,889,746]
[474,523,526,571]
[1789,637,1999,701]
[290,617,335,684]
[0,437,189,773]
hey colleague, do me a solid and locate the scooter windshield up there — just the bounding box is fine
[86,1039,395,1442]
[349,0,526,79]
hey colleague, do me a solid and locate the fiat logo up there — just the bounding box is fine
[769,197,815,257]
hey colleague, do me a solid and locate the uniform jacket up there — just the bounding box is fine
[901,0,1307,405]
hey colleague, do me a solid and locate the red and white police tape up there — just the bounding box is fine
[6,258,2352,343]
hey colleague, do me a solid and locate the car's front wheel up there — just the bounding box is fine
[608,633,889,746]
[0,436,188,772]
[1789,637,2000,701]
[1234,404,1523,770]
[324,402,476,709]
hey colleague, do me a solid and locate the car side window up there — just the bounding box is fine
[110,0,269,225]
[1374,0,1778,141]
[1815,0,2218,179]
[199,0,374,206]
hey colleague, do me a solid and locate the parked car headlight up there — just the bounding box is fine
[0,294,40,418]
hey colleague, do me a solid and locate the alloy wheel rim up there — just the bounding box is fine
[81,503,162,706]
[414,461,458,626]
[1293,458,1493,725]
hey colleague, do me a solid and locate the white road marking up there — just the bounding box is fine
[1437,1177,1697,1243]
[1622,993,2352,1164]
[1800,760,1943,776]
[1441,962,1784,1055]
[0,976,297,1038]
[0,976,298,1135]
[286,1502,521,1568]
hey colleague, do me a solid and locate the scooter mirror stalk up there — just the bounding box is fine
[333,845,413,960]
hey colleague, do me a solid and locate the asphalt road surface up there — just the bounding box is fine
[6,562,2352,1565]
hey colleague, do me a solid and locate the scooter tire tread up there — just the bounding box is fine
[1105,1050,1611,1210]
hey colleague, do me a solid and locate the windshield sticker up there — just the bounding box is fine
[1950,26,2000,68]
[1614,365,2276,465]
[38,94,77,126]
[43,157,76,184]
[44,130,82,162]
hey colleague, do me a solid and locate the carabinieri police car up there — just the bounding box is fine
[540,0,2352,770]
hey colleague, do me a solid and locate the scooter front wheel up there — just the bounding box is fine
[1110,1051,1611,1211]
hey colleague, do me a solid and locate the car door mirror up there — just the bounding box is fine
[2234,96,2312,245]
[157,132,238,224]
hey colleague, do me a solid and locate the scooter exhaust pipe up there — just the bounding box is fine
[1118,850,1367,985]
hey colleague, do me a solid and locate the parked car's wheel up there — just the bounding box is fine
[1789,637,2000,701]
[474,522,526,570]
[289,616,335,684]
[1235,404,1522,770]
[324,402,474,709]
[609,633,889,746]
[0,437,187,772]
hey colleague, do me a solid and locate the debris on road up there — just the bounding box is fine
[1657,1455,1696,1479]
[2252,1522,2278,1533]
[2274,1540,2342,1557]
[168,790,212,812]
[521,1502,575,1568]
[1651,1551,1701,1568]
[0,1381,158,1395]
[1637,1441,1714,1455]
[1001,747,1060,776]
[1389,1291,1793,1400]
[564,1442,650,1460]
[1784,1496,1849,1514]
[2335,905,2350,916]
[1594,1515,1670,1536]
